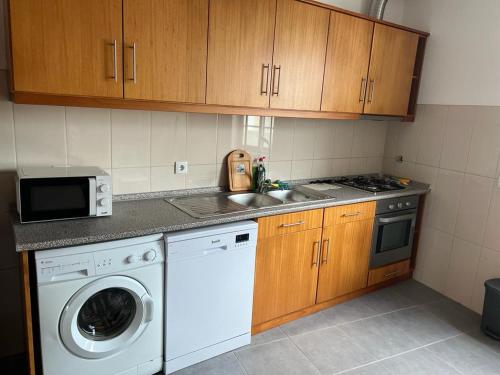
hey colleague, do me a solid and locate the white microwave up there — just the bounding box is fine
[16,166,112,223]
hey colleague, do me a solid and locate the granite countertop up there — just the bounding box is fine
[11,179,430,252]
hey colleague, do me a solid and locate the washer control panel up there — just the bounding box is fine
[35,238,164,284]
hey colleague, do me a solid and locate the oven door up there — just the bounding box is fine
[19,177,95,223]
[370,209,417,268]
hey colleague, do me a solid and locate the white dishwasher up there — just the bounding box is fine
[164,221,258,374]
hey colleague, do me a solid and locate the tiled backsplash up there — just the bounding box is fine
[384,104,500,314]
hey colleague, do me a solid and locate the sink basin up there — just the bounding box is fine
[227,193,283,208]
[266,189,320,203]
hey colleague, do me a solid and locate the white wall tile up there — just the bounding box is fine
[313,120,335,160]
[412,164,439,188]
[66,107,111,168]
[216,163,228,187]
[419,228,453,293]
[483,187,500,252]
[112,167,150,194]
[439,106,476,172]
[216,115,250,163]
[151,166,185,192]
[291,160,313,180]
[467,107,500,178]
[445,238,482,306]
[186,113,217,165]
[331,158,351,176]
[151,112,187,166]
[312,159,332,178]
[349,157,368,175]
[331,121,354,158]
[292,119,316,160]
[270,118,294,161]
[0,101,15,169]
[471,247,500,314]
[393,115,421,163]
[416,105,448,167]
[351,121,387,157]
[111,110,151,168]
[14,104,66,167]
[186,164,217,188]
[454,174,494,245]
[268,161,292,181]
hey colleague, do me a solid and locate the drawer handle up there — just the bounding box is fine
[341,212,362,218]
[280,221,305,228]
[321,239,330,264]
[384,270,400,278]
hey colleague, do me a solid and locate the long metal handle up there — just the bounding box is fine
[321,239,330,264]
[384,270,400,278]
[110,39,117,82]
[341,212,362,218]
[312,241,320,267]
[379,214,416,224]
[260,64,270,95]
[280,221,305,228]
[359,78,367,102]
[128,43,137,84]
[367,79,375,103]
[271,65,281,96]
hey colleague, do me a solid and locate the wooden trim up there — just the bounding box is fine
[406,36,427,118]
[10,91,361,120]
[252,272,411,334]
[20,252,36,375]
[298,0,430,37]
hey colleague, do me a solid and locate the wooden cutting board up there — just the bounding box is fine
[228,150,252,192]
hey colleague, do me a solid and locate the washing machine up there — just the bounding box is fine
[35,234,164,375]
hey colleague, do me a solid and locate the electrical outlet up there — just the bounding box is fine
[175,161,188,174]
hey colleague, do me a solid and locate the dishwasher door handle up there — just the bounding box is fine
[203,246,228,256]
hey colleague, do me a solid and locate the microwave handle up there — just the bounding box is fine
[378,214,416,225]
[89,178,97,216]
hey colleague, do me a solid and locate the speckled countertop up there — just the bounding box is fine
[11,179,429,252]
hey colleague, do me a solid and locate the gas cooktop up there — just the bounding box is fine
[311,176,406,194]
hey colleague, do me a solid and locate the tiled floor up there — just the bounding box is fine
[172,280,500,375]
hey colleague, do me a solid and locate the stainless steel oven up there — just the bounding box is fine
[370,195,419,269]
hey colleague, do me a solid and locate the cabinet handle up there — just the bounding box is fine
[260,64,270,95]
[312,241,321,268]
[359,78,367,102]
[384,270,400,278]
[109,39,118,82]
[128,43,137,84]
[341,212,361,218]
[367,79,375,103]
[321,239,330,264]
[271,65,281,96]
[280,221,305,228]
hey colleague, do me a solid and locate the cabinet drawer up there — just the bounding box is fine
[257,209,323,239]
[324,201,375,226]
[367,259,411,287]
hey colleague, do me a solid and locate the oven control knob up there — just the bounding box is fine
[405,201,411,207]
[98,198,110,207]
[143,250,156,261]
[397,202,403,209]
[126,255,139,264]
[98,184,110,193]
[388,204,395,210]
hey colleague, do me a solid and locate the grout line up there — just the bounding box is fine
[231,351,250,375]
[422,347,467,375]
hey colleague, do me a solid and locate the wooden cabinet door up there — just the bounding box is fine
[270,0,330,111]
[363,24,419,116]
[322,12,374,113]
[123,0,208,103]
[316,219,373,303]
[206,0,276,108]
[252,228,322,325]
[9,0,123,97]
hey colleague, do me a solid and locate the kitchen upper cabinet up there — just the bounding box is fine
[252,228,322,326]
[206,0,276,108]
[363,24,419,116]
[322,12,374,113]
[123,0,208,103]
[9,0,123,97]
[270,0,330,111]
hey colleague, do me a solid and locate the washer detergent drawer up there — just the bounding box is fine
[166,245,256,361]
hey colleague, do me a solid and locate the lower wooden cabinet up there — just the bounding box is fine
[316,217,374,303]
[368,259,411,287]
[252,228,322,326]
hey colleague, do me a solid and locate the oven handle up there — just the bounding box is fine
[378,213,416,225]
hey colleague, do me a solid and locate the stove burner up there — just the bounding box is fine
[332,176,405,193]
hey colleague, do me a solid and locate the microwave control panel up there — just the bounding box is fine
[96,175,112,216]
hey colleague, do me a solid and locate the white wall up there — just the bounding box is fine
[401,0,500,106]
[318,0,405,24]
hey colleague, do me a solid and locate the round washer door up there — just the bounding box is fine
[59,275,154,359]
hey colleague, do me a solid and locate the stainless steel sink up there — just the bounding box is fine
[227,193,283,208]
[266,189,319,203]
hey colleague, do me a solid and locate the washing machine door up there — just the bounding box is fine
[59,275,154,359]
